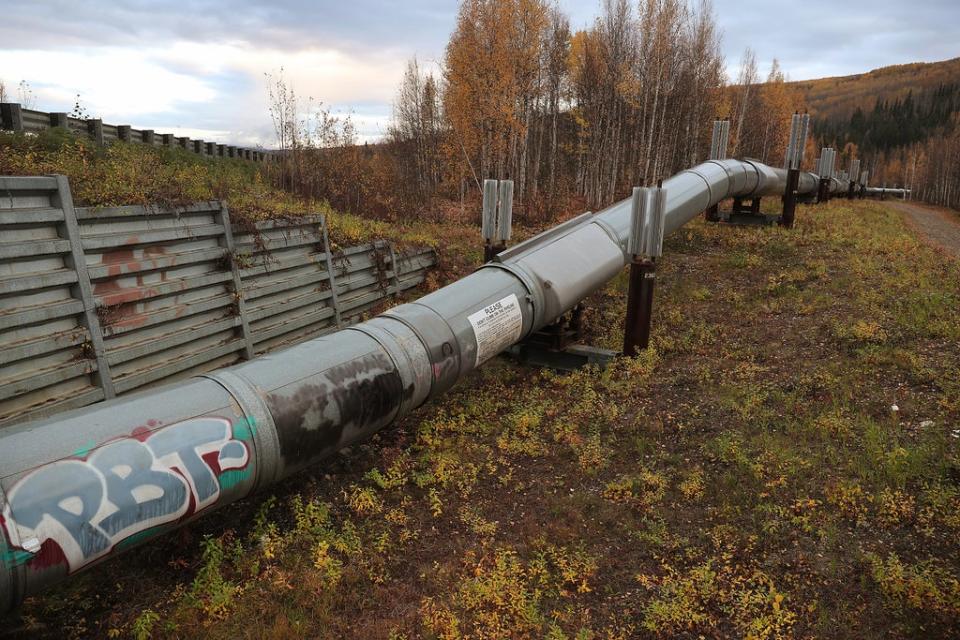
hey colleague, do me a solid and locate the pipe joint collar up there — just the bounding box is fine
[382,303,462,398]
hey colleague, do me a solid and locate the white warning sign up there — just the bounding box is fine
[467,293,523,366]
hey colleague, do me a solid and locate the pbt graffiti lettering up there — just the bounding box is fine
[1,417,250,572]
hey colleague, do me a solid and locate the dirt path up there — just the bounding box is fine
[891,200,960,258]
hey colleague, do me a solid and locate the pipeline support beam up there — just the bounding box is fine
[623,259,656,356]
[780,168,800,228]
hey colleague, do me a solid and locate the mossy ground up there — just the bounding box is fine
[7,185,960,638]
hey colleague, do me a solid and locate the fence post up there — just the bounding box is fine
[321,215,343,328]
[387,242,402,297]
[217,203,256,360]
[117,125,131,142]
[87,119,104,145]
[50,112,69,129]
[0,103,24,132]
[142,129,155,144]
[194,139,205,155]
[53,175,116,399]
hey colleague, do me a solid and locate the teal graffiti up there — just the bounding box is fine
[231,417,257,442]
[72,439,97,458]
[1,416,253,573]
[218,468,252,491]
[1,546,33,569]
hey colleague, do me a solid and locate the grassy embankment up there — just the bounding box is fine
[4,136,960,638]
[0,130,461,263]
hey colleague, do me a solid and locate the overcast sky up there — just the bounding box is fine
[1,0,956,146]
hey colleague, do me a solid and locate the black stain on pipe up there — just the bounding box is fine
[265,353,406,469]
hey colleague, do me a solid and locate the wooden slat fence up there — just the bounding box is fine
[0,175,436,427]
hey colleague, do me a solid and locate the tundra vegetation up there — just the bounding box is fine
[3,130,958,638]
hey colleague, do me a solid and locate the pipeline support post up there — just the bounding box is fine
[780,112,807,227]
[623,259,656,357]
[496,179,513,254]
[481,179,498,262]
[780,168,800,228]
[481,179,513,262]
[623,183,666,357]
[816,147,833,203]
[818,176,831,203]
[704,118,728,222]
[846,159,860,199]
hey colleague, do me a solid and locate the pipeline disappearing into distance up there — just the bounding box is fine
[0,159,885,612]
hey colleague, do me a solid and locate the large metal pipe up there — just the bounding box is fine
[864,186,910,198]
[0,159,828,613]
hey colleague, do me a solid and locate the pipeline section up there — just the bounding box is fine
[864,186,910,198]
[0,159,858,612]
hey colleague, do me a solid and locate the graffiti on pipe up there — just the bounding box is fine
[0,417,250,572]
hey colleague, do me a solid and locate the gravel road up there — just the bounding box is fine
[890,201,960,258]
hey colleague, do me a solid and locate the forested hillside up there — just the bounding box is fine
[793,58,960,126]
[791,58,960,208]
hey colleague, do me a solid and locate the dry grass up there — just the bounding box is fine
[9,193,960,638]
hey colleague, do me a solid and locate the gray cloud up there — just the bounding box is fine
[1,0,956,146]
[0,0,453,56]
[706,0,959,79]
[559,0,958,80]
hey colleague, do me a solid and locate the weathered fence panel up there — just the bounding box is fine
[236,216,341,354]
[75,201,253,395]
[0,176,436,427]
[0,176,107,425]
[0,102,265,162]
